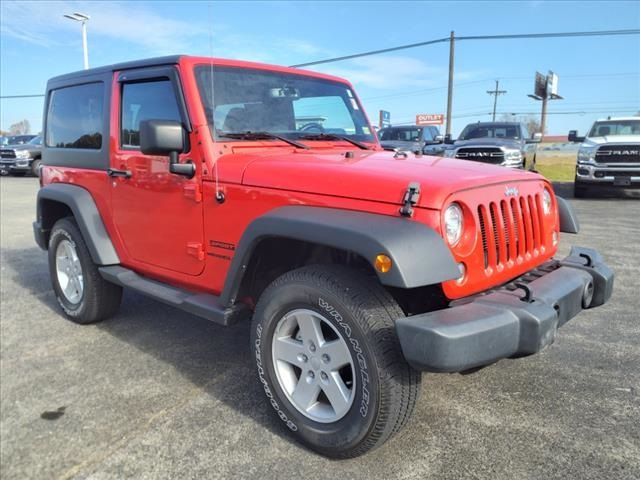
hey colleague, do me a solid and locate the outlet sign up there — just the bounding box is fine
[416,114,444,126]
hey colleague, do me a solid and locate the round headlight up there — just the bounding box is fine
[444,203,463,245]
[542,188,552,215]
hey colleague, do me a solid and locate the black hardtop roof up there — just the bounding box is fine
[468,121,521,126]
[47,55,184,84]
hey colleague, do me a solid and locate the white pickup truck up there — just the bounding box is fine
[569,117,640,197]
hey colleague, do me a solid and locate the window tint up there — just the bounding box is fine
[121,80,181,148]
[46,83,104,149]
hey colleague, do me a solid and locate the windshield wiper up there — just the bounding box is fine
[218,131,309,150]
[298,133,371,150]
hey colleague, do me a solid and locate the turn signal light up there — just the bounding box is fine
[374,254,392,273]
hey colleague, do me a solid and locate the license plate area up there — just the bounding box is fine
[614,177,632,186]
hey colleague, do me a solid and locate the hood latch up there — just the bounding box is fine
[399,182,421,217]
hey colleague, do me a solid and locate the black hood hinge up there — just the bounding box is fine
[399,182,421,217]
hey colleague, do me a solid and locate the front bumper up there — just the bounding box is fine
[0,160,30,174]
[396,247,614,373]
[576,163,640,187]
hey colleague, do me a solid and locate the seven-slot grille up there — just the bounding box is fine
[455,147,504,164]
[476,193,545,270]
[595,144,640,164]
[1,150,17,159]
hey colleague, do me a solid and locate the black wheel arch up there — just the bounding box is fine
[220,206,460,306]
[34,183,120,265]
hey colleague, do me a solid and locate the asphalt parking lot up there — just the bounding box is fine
[1,176,639,479]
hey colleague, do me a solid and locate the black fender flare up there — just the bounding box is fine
[557,196,579,234]
[35,183,120,265]
[219,206,460,305]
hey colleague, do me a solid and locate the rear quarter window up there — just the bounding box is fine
[46,82,104,149]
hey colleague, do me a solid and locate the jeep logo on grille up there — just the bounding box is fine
[504,186,519,197]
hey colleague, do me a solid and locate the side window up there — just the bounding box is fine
[46,82,104,149]
[423,128,434,142]
[121,80,181,148]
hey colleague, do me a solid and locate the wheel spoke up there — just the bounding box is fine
[322,372,352,417]
[291,375,321,411]
[295,312,325,346]
[273,337,304,366]
[56,256,70,272]
[321,339,352,370]
[63,276,76,299]
[63,242,75,261]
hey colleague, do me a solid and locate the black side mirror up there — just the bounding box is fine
[444,133,454,144]
[568,130,585,143]
[140,119,195,178]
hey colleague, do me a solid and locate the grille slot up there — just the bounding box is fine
[477,193,542,271]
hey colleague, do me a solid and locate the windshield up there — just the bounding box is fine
[28,136,42,145]
[6,135,34,145]
[379,127,422,142]
[195,65,374,143]
[588,120,640,137]
[459,124,521,140]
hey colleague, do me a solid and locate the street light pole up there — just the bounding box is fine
[445,31,455,136]
[64,12,90,70]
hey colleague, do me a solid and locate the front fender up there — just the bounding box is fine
[220,206,460,305]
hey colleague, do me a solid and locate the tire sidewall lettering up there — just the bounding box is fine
[318,297,370,418]
[254,323,298,432]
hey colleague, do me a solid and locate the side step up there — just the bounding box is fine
[99,266,249,326]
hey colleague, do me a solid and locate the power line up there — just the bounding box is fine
[290,29,640,68]
[0,94,45,99]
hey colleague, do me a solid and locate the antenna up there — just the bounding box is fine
[208,2,223,203]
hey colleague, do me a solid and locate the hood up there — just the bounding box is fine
[380,140,422,151]
[5,144,40,152]
[226,148,542,210]
[584,135,640,146]
[452,137,522,149]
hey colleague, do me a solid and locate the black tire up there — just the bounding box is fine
[48,217,122,324]
[574,179,589,198]
[31,159,41,177]
[527,155,537,172]
[250,265,421,458]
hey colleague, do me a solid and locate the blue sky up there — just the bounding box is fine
[1,0,639,136]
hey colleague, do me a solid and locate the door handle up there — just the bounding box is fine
[107,168,132,179]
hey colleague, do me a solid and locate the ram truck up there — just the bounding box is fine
[34,56,613,458]
[569,117,640,197]
[444,121,540,169]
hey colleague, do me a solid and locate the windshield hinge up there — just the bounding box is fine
[399,182,421,217]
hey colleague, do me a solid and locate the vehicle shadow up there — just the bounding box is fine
[2,247,294,444]
[552,181,640,199]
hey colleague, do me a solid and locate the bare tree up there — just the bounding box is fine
[523,116,542,136]
[9,119,31,135]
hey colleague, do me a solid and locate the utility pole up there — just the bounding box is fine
[487,80,507,121]
[445,31,455,136]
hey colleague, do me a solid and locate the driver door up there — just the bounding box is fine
[110,68,205,276]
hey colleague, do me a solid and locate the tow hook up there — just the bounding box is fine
[399,182,421,217]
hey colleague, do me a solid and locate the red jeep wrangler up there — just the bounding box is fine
[34,56,614,458]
